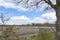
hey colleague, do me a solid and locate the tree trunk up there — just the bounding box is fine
[56,0,60,40]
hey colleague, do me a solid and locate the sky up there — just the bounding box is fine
[0,0,56,25]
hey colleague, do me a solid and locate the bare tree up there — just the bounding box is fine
[0,13,10,25]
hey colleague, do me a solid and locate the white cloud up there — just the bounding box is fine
[0,0,29,11]
[31,17,47,24]
[10,16,30,21]
[41,12,57,24]
[0,0,15,8]
[0,18,2,24]
[6,16,30,25]
[31,12,56,24]
[5,12,56,25]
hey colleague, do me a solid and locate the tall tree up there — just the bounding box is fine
[56,0,60,40]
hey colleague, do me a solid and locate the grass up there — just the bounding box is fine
[0,26,55,40]
[29,32,55,40]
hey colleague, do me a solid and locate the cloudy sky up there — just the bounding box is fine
[0,0,56,25]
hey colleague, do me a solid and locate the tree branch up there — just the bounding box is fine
[44,0,56,10]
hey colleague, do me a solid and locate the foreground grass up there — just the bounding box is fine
[0,26,55,40]
[17,32,55,40]
[0,31,55,40]
[29,32,55,40]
